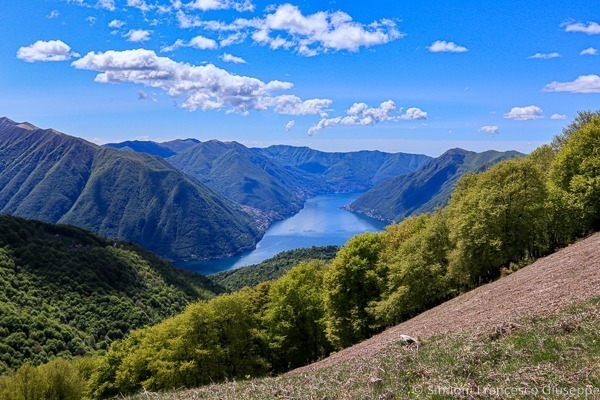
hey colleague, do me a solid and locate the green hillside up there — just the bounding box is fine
[255,145,431,192]
[347,148,523,221]
[0,215,223,374]
[210,246,340,291]
[169,140,318,223]
[0,118,260,260]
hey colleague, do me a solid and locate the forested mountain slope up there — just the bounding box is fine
[0,118,260,260]
[255,145,431,192]
[169,140,319,222]
[0,215,223,374]
[347,148,523,221]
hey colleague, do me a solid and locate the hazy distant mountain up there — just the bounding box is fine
[254,145,431,192]
[0,117,260,260]
[346,148,524,221]
[169,140,318,223]
[104,138,201,158]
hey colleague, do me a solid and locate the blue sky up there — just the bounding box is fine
[1,0,599,156]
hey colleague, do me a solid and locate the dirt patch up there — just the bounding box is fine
[293,233,600,373]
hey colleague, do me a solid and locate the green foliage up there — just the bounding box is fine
[0,358,97,400]
[371,213,451,326]
[89,291,269,398]
[263,261,331,371]
[323,233,384,349]
[550,114,600,231]
[210,246,339,291]
[445,157,549,287]
[0,215,221,374]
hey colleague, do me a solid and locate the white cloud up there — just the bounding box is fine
[285,120,295,132]
[71,48,329,115]
[192,4,403,56]
[478,125,500,135]
[108,19,126,28]
[427,40,468,53]
[528,52,560,59]
[308,100,412,135]
[220,52,247,64]
[220,32,247,47]
[189,35,218,49]
[551,114,566,120]
[47,10,60,19]
[86,16,97,25]
[125,29,152,42]
[162,35,218,52]
[176,0,255,12]
[17,40,74,63]
[504,105,544,120]
[98,0,115,11]
[138,90,148,100]
[400,107,427,120]
[563,21,600,35]
[580,47,598,56]
[543,75,600,93]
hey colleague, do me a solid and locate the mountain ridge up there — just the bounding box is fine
[0,118,261,261]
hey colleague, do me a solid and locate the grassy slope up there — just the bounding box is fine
[0,215,224,374]
[348,149,524,221]
[133,233,600,399]
[210,246,340,291]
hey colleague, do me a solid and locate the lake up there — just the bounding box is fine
[178,192,388,274]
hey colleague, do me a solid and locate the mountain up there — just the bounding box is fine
[0,214,224,374]
[104,138,202,158]
[254,145,432,192]
[0,118,260,260]
[169,140,321,224]
[104,140,178,158]
[346,148,523,221]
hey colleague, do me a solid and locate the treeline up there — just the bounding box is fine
[1,112,598,399]
[210,246,340,291]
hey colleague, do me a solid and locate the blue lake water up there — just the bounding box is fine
[177,192,388,274]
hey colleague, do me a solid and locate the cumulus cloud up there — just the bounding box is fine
[580,47,598,56]
[504,105,544,120]
[285,120,295,132]
[427,40,468,53]
[175,0,255,12]
[71,48,330,115]
[17,40,75,63]
[162,35,218,52]
[125,29,152,42]
[543,75,600,93]
[109,19,126,28]
[307,100,417,135]
[551,114,566,120]
[220,52,247,63]
[528,52,560,59]
[188,4,403,56]
[478,125,500,135]
[400,107,428,120]
[562,21,600,35]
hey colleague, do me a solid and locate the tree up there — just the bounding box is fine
[263,261,331,371]
[446,157,549,288]
[323,233,383,349]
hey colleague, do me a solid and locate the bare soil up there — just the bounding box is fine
[293,233,600,374]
